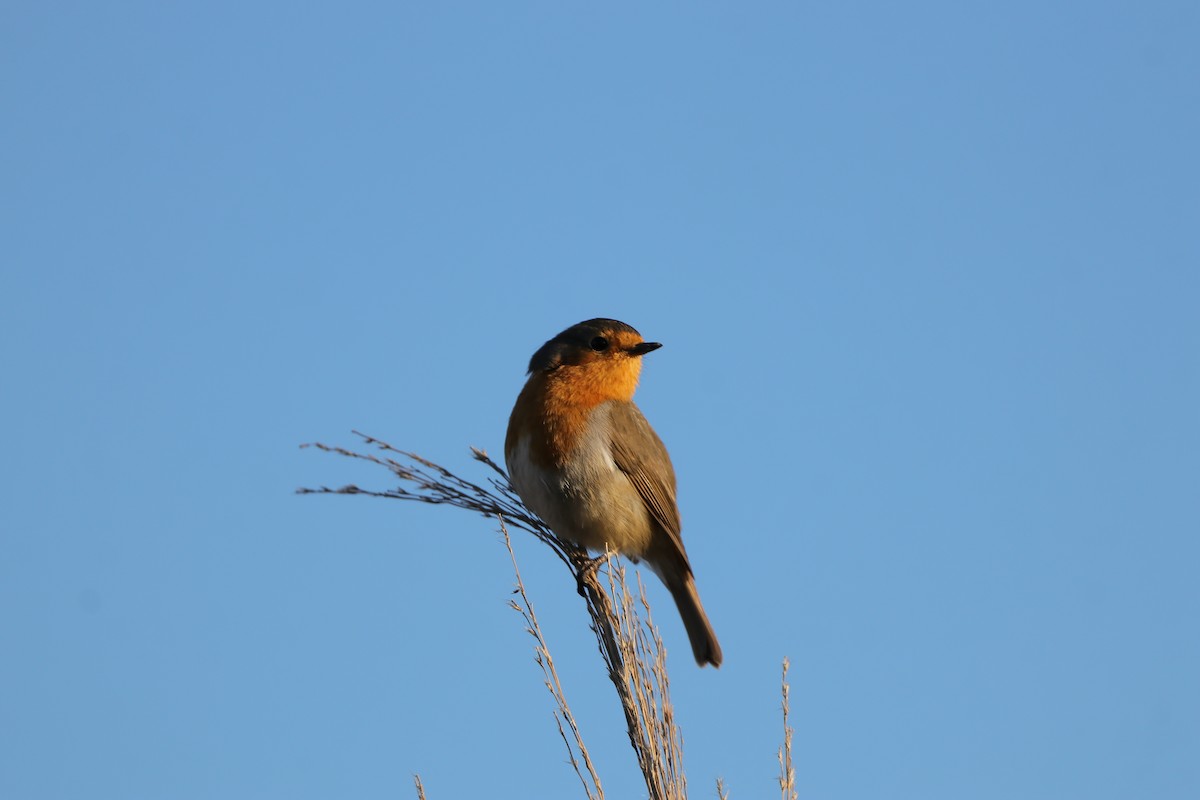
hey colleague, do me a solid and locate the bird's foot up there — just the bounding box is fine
[575,553,609,597]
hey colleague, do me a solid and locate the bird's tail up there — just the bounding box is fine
[667,575,723,668]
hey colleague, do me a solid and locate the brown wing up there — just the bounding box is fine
[606,401,690,570]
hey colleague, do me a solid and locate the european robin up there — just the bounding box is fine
[505,318,722,667]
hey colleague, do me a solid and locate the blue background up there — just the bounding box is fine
[3,2,1197,798]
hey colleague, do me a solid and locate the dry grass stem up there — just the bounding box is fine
[778,658,797,800]
[413,774,427,800]
[610,567,686,800]
[715,777,729,799]
[300,432,689,800]
[503,524,603,800]
[298,433,571,568]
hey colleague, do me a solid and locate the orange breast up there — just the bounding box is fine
[506,357,642,469]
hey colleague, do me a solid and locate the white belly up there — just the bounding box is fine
[506,433,654,556]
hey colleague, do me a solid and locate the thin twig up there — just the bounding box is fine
[503,523,604,800]
[778,658,797,800]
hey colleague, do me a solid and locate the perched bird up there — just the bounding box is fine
[505,318,722,667]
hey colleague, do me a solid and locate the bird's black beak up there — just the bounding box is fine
[629,341,663,356]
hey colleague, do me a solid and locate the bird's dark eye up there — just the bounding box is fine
[589,336,609,352]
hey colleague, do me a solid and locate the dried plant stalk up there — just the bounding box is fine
[606,567,687,799]
[778,658,797,800]
[503,524,604,800]
[300,432,688,800]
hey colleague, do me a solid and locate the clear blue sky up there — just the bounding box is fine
[3,2,1197,798]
